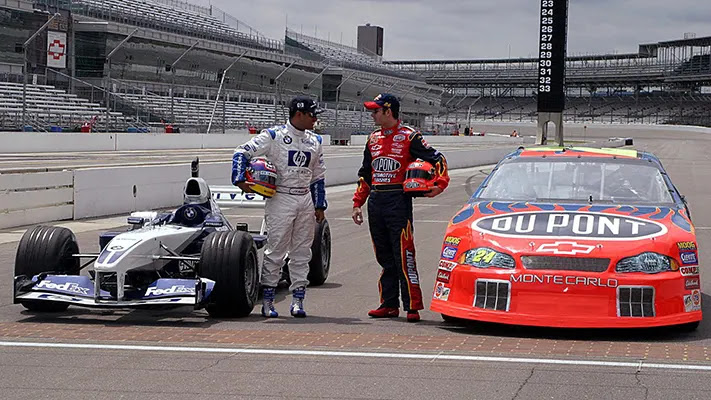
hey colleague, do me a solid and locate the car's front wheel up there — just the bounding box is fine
[15,225,81,312]
[199,231,259,318]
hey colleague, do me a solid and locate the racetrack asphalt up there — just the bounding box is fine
[1,130,711,399]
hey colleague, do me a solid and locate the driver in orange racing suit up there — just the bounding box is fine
[352,93,449,322]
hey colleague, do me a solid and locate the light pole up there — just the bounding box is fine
[272,61,295,124]
[104,27,139,133]
[333,70,357,129]
[21,12,60,129]
[207,50,248,134]
[303,64,330,94]
[357,76,379,133]
[168,40,200,124]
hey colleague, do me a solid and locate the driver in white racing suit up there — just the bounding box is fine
[232,97,327,318]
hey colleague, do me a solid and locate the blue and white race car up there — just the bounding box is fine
[13,159,331,317]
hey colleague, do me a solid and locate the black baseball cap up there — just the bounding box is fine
[364,93,400,114]
[289,96,324,115]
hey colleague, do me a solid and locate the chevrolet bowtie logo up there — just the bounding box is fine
[536,241,595,255]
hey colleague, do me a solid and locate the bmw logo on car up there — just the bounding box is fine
[473,211,667,240]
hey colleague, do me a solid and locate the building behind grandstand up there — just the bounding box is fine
[1,0,710,136]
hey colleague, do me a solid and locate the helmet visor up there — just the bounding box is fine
[406,169,434,180]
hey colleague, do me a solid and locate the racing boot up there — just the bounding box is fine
[290,287,307,318]
[261,286,278,318]
[406,310,421,323]
[367,305,399,318]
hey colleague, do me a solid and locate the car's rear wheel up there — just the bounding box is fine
[15,225,81,312]
[308,219,331,286]
[200,231,258,318]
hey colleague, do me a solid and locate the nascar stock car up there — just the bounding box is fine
[13,159,331,317]
[430,146,701,330]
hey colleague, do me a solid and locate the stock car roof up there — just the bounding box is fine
[505,146,666,170]
[516,146,638,159]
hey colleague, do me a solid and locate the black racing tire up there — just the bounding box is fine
[14,225,81,312]
[200,231,259,318]
[308,219,331,286]
[441,314,464,324]
[676,321,700,333]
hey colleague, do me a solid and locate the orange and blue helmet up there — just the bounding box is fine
[404,160,436,197]
[246,158,277,198]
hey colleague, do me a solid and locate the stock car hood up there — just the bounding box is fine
[444,201,696,262]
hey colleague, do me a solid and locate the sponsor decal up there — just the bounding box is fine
[393,134,406,142]
[473,211,667,241]
[440,287,450,301]
[677,241,697,251]
[372,157,401,172]
[183,207,197,220]
[434,282,445,299]
[536,241,595,255]
[510,274,618,288]
[441,246,457,260]
[436,270,451,283]
[372,151,381,157]
[35,280,90,295]
[438,260,457,271]
[404,181,420,189]
[369,135,380,145]
[288,150,312,167]
[371,144,382,151]
[685,277,700,290]
[391,148,403,155]
[421,139,430,148]
[392,142,404,149]
[680,266,700,276]
[692,289,702,307]
[145,285,195,297]
[239,144,254,152]
[405,250,419,284]
[109,245,124,251]
[283,135,293,144]
[444,236,462,246]
[680,251,698,266]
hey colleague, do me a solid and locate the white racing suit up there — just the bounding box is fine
[232,121,327,291]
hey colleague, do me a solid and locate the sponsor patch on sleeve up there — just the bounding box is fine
[677,241,697,251]
[444,236,461,247]
[441,246,457,260]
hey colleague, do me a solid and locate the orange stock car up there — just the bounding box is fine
[430,147,701,330]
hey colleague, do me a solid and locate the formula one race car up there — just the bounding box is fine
[430,146,701,330]
[13,159,331,317]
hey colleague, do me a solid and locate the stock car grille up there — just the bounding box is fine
[618,287,655,317]
[474,280,510,311]
[521,256,610,272]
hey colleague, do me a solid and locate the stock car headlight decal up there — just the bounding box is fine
[460,248,515,269]
[615,252,672,274]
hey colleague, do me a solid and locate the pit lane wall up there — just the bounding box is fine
[0,130,330,153]
[0,142,519,228]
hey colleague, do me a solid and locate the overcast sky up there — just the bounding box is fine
[191,0,710,60]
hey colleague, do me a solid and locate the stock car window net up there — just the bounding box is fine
[478,158,674,204]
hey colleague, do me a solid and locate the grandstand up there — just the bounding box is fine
[387,36,711,128]
[1,0,710,136]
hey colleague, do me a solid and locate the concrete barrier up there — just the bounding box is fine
[0,131,333,153]
[0,170,74,229]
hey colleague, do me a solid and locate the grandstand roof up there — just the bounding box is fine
[641,35,711,49]
[384,53,650,66]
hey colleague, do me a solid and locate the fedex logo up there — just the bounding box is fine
[145,285,194,297]
[36,280,90,295]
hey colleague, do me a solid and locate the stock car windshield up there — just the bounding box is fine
[477,158,674,204]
